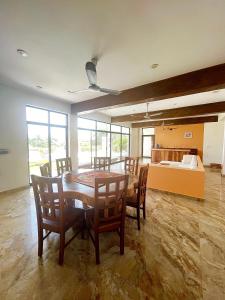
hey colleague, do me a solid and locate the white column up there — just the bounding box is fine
[130,128,141,157]
[69,114,78,170]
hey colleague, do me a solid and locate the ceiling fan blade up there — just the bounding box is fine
[86,61,97,86]
[67,89,90,94]
[149,112,163,117]
[99,87,121,95]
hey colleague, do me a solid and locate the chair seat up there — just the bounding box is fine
[126,193,138,207]
[42,207,84,232]
[86,209,121,233]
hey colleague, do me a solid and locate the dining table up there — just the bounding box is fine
[61,169,138,206]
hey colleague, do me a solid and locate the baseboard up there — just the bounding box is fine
[0,185,30,195]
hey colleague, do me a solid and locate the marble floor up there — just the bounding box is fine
[1,168,225,300]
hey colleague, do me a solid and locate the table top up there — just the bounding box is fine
[62,170,138,206]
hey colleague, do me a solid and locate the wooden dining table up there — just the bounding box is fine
[62,169,138,206]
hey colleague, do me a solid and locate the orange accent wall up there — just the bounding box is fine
[155,124,204,158]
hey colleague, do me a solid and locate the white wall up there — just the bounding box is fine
[0,83,71,192]
[203,122,224,166]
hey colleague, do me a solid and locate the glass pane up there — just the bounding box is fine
[97,121,110,131]
[143,128,155,135]
[143,136,153,157]
[91,131,96,166]
[97,132,107,157]
[26,106,48,123]
[111,124,121,133]
[122,127,130,134]
[50,112,67,126]
[78,118,96,130]
[78,129,92,167]
[111,133,121,159]
[50,127,67,176]
[122,135,129,157]
[106,133,110,157]
[27,124,49,176]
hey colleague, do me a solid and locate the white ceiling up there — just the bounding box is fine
[0,0,225,103]
[100,89,225,116]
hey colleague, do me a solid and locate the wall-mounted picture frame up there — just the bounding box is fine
[184,131,192,139]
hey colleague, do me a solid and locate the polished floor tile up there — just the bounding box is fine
[0,169,225,299]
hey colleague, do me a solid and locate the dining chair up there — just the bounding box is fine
[56,157,72,175]
[31,175,85,265]
[93,157,111,171]
[40,162,51,177]
[86,174,128,264]
[126,164,149,230]
[124,157,139,175]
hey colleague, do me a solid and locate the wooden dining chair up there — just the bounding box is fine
[86,174,128,264]
[40,162,51,177]
[93,157,111,171]
[124,157,139,175]
[31,175,85,265]
[126,164,149,230]
[56,157,72,175]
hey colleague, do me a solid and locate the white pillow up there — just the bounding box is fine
[182,155,195,164]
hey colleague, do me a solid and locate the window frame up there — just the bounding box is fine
[26,105,69,178]
[78,117,130,167]
[141,127,155,158]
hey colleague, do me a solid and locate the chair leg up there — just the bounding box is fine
[38,228,43,257]
[120,225,125,255]
[143,200,146,220]
[81,213,86,239]
[59,232,65,265]
[95,232,100,265]
[137,206,140,230]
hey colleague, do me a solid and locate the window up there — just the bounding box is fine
[111,133,121,159]
[77,117,130,167]
[78,129,95,167]
[111,124,121,133]
[143,128,155,135]
[97,121,110,131]
[122,134,129,156]
[78,118,96,130]
[26,106,68,177]
[142,127,155,158]
[26,106,48,123]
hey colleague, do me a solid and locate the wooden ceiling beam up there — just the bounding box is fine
[71,63,225,113]
[111,101,225,122]
[131,116,218,128]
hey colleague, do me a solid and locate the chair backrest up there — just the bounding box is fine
[94,157,110,171]
[137,164,149,204]
[31,175,66,226]
[56,157,72,175]
[40,162,51,177]
[94,175,128,227]
[124,157,139,175]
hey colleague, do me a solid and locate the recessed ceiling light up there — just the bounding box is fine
[36,85,42,89]
[17,49,28,57]
[151,63,159,69]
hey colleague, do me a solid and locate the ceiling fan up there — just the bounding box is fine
[68,58,121,96]
[144,103,163,119]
